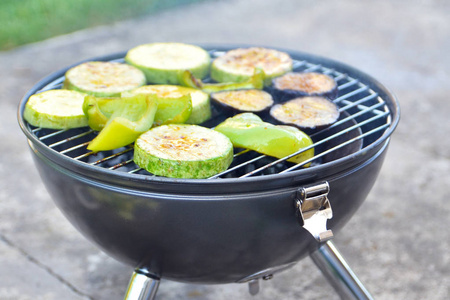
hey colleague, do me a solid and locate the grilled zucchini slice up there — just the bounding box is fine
[211,89,274,113]
[125,43,211,85]
[24,89,88,129]
[272,72,338,101]
[63,61,146,97]
[270,96,340,130]
[211,47,292,85]
[124,85,211,124]
[134,124,233,179]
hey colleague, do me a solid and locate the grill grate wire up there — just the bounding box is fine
[26,52,392,179]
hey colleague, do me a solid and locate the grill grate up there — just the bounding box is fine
[26,50,392,179]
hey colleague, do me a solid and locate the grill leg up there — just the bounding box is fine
[124,269,160,300]
[310,241,374,300]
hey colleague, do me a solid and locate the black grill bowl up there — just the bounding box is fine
[18,46,399,284]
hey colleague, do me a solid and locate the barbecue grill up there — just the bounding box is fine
[18,45,400,300]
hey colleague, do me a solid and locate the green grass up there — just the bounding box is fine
[0,0,204,51]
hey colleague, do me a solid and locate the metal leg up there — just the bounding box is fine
[124,269,160,300]
[310,241,374,300]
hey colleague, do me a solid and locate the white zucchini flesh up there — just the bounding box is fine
[125,43,211,85]
[211,47,293,83]
[124,85,211,124]
[23,89,88,129]
[134,124,233,179]
[63,61,146,97]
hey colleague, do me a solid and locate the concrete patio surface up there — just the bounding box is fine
[1,0,449,299]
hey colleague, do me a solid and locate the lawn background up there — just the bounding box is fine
[0,0,205,51]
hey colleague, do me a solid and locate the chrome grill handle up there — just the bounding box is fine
[295,181,333,242]
[124,269,160,300]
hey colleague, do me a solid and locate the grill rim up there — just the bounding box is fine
[17,45,400,192]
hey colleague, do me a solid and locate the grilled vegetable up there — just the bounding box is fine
[211,89,274,113]
[134,124,234,178]
[153,94,192,126]
[83,92,192,130]
[123,85,211,124]
[82,96,115,131]
[125,43,211,85]
[84,94,158,152]
[179,67,265,94]
[63,61,146,97]
[214,113,314,164]
[24,89,88,129]
[272,72,338,100]
[270,96,340,130]
[211,47,292,85]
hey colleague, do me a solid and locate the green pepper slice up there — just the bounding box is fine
[84,94,158,152]
[214,113,314,164]
[153,93,192,126]
[179,68,265,94]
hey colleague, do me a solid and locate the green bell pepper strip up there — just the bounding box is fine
[84,94,158,152]
[152,94,192,126]
[82,96,112,131]
[179,68,265,94]
[214,113,314,164]
[83,92,192,129]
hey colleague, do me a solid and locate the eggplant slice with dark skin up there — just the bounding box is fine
[210,89,274,113]
[270,96,340,130]
[272,72,338,101]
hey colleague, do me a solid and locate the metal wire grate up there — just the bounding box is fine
[26,50,392,179]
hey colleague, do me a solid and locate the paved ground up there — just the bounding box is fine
[1,0,449,299]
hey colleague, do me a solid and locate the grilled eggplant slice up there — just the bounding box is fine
[123,85,211,124]
[211,47,292,85]
[270,96,340,130]
[272,72,338,100]
[211,89,274,113]
[125,43,211,85]
[134,124,233,179]
[215,113,314,165]
[63,61,146,97]
[24,89,88,129]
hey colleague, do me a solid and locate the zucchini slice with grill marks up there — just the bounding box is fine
[134,124,233,179]
[272,72,338,101]
[63,61,146,97]
[211,89,274,113]
[125,43,211,85]
[123,85,211,124]
[270,96,340,130]
[211,47,292,85]
[24,89,88,129]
